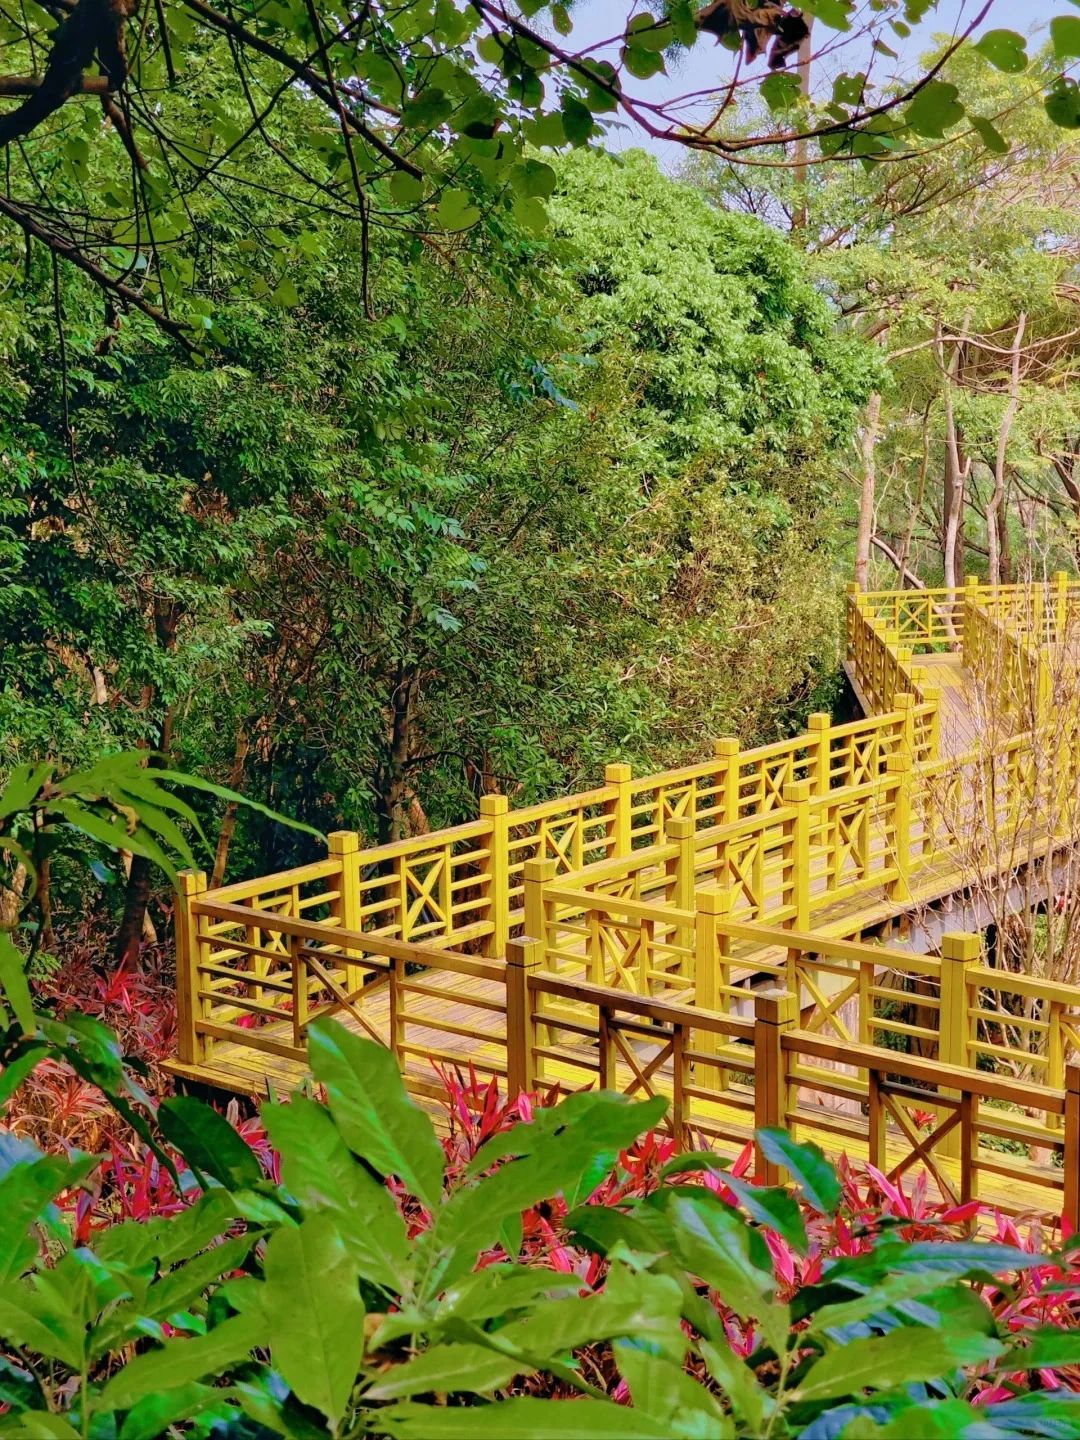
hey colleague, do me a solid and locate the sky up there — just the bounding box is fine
[561,0,1064,166]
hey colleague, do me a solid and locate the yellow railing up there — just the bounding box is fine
[171,577,1080,1218]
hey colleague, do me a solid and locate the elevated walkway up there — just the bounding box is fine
[168,578,1080,1225]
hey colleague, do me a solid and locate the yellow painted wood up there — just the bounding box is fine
[169,581,1080,1223]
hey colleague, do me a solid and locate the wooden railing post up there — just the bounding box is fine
[887,692,914,903]
[290,931,309,1052]
[754,989,798,1183]
[939,931,980,1158]
[505,936,542,1098]
[807,712,831,797]
[327,830,362,993]
[782,781,811,930]
[665,817,696,964]
[523,858,557,961]
[175,870,207,1065]
[604,763,633,858]
[715,738,741,825]
[695,886,730,1087]
[479,794,510,957]
[1064,1063,1080,1233]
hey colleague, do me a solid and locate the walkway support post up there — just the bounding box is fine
[715,737,741,826]
[783,781,812,931]
[523,859,557,963]
[328,830,363,991]
[1064,1063,1080,1233]
[666,816,697,962]
[479,794,510,958]
[695,886,730,1085]
[175,870,207,1065]
[940,931,980,1158]
[754,988,798,1184]
[888,693,914,903]
[807,712,831,796]
[505,936,542,1097]
[604,763,633,858]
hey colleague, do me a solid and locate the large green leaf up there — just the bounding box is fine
[0,1151,96,1284]
[1050,15,1080,58]
[904,81,964,139]
[648,1187,787,1351]
[796,1329,1003,1403]
[755,1130,841,1216]
[722,1175,807,1254]
[426,1092,666,1292]
[378,1397,672,1438]
[262,1095,411,1291]
[0,931,35,1034]
[307,1020,445,1211]
[100,1310,267,1410]
[262,1214,365,1425]
[157,1096,264,1191]
[973,28,1028,72]
[495,1264,686,1362]
[365,1341,526,1400]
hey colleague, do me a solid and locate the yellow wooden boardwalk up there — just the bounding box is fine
[168,579,1080,1224]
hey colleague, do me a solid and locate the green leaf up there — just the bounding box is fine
[118,1383,220,1440]
[511,159,557,199]
[723,1175,807,1253]
[649,1188,787,1352]
[904,81,965,139]
[262,1215,364,1424]
[366,1342,526,1400]
[626,13,673,51]
[997,1326,1080,1371]
[1046,77,1080,129]
[700,1340,771,1435]
[561,95,596,146]
[974,28,1028,71]
[797,1330,1003,1403]
[496,1263,686,1362]
[0,1150,96,1284]
[755,1130,841,1216]
[389,172,424,206]
[760,72,802,114]
[262,1096,411,1292]
[428,1093,666,1291]
[101,1310,267,1409]
[800,0,852,30]
[1051,15,1080,57]
[378,1397,671,1438]
[436,187,481,230]
[0,764,51,822]
[0,1415,80,1439]
[271,278,300,307]
[805,1270,996,1338]
[0,932,35,1034]
[158,1096,264,1191]
[970,115,1009,154]
[307,1020,445,1210]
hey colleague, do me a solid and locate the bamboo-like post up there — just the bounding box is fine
[478,794,510,958]
[522,858,557,959]
[754,989,798,1183]
[807,712,831,798]
[604,763,633,858]
[327,831,362,994]
[175,870,207,1065]
[665,816,697,967]
[782,781,812,931]
[1064,1064,1080,1233]
[939,932,980,1159]
[505,936,542,1097]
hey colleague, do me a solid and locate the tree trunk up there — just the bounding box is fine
[939,318,971,589]
[211,725,252,887]
[987,312,1026,584]
[376,666,417,843]
[114,599,180,967]
[854,389,882,588]
[790,22,814,239]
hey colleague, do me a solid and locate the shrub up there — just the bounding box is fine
[3,1021,1080,1437]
